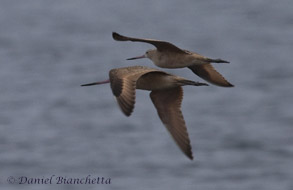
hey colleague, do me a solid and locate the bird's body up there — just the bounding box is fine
[82,66,208,160]
[113,32,234,87]
[144,49,208,68]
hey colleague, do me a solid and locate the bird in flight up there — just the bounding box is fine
[113,32,234,87]
[82,66,208,160]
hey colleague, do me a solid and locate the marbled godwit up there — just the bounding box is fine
[113,32,234,87]
[81,66,208,160]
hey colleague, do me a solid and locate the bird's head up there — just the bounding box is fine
[127,49,157,61]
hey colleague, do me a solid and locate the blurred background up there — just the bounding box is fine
[0,0,292,189]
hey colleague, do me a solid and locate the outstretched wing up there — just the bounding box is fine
[189,64,234,87]
[150,87,193,160]
[109,66,158,116]
[113,32,187,54]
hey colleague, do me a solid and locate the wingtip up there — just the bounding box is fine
[124,112,132,117]
[188,154,194,160]
[216,83,234,87]
[112,32,118,39]
[185,150,194,160]
[117,105,133,117]
[112,32,124,41]
[218,59,230,64]
[210,59,230,64]
[183,146,193,160]
[226,83,234,87]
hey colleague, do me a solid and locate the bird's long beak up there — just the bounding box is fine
[81,79,110,86]
[127,54,146,60]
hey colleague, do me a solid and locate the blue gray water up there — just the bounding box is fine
[0,0,293,189]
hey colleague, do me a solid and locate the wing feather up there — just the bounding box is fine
[150,87,193,160]
[189,64,234,87]
[109,66,159,116]
[113,32,187,54]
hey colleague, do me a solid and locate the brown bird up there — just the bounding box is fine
[113,32,234,87]
[81,66,208,160]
